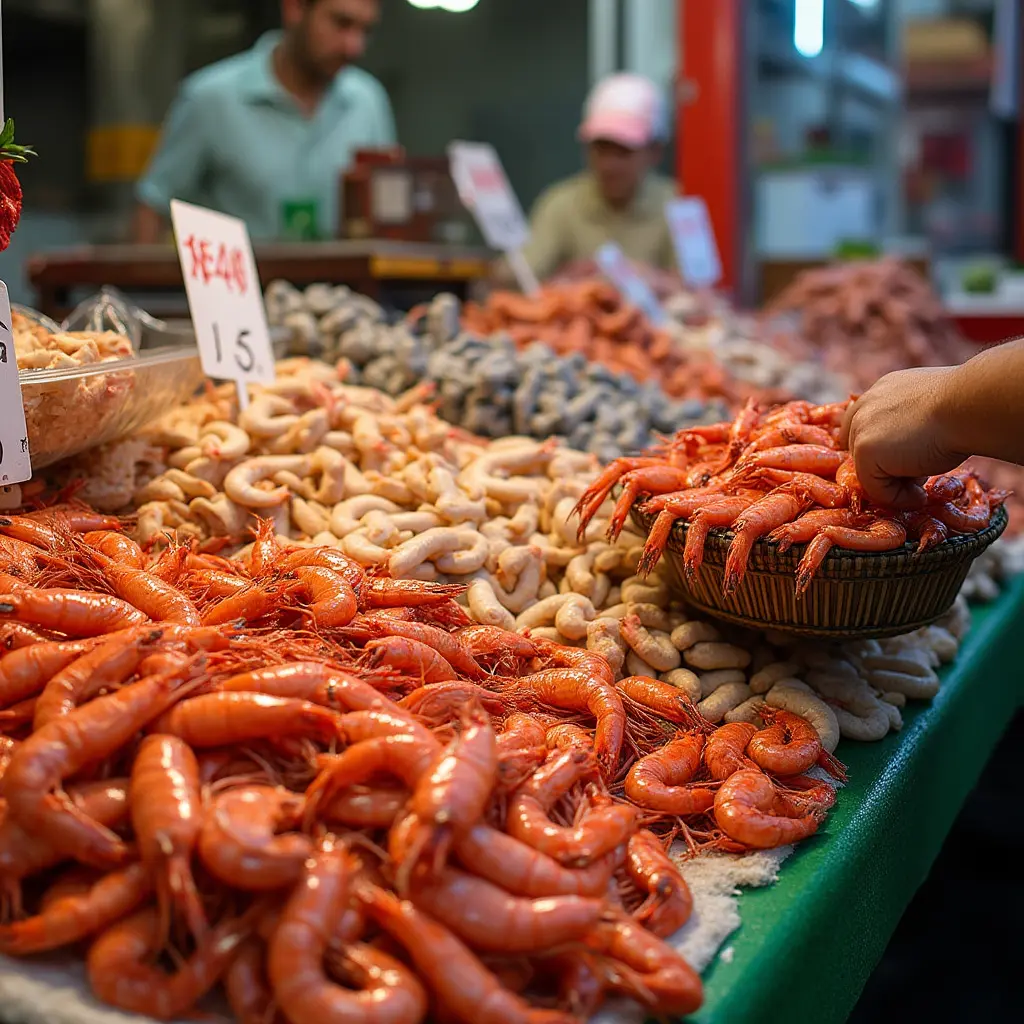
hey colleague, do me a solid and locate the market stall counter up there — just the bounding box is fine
[27,240,492,320]
[691,574,1024,1024]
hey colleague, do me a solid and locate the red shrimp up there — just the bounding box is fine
[130,734,207,946]
[617,675,699,726]
[360,576,467,610]
[89,553,202,627]
[0,622,54,652]
[0,863,151,956]
[399,681,507,724]
[366,635,459,683]
[343,613,486,679]
[281,545,365,590]
[225,938,279,1024]
[734,445,844,479]
[0,638,94,707]
[293,565,358,628]
[703,722,758,779]
[2,665,198,868]
[752,469,848,508]
[152,692,344,748]
[304,733,439,829]
[453,824,616,898]
[217,661,392,713]
[678,494,756,583]
[406,865,604,955]
[82,531,146,569]
[268,844,427,1024]
[200,579,293,626]
[403,708,497,877]
[0,512,120,548]
[724,488,812,595]
[714,769,827,849]
[766,508,867,551]
[199,784,311,891]
[606,465,696,541]
[624,732,715,816]
[545,722,594,751]
[836,456,867,513]
[626,829,693,938]
[584,913,703,1015]
[637,484,726,517]
[506,749,636,867]
[358,883,578,1024]
[321,785,407,830]
[571,457,667,539]
[507,667,625,775]
[0,588,148,635]
[794,518,907,597]
[900,510,949,553]
[87,905,254,1020]
[33,626,166,729]
[709,397,760,473]
[746,708,822,777]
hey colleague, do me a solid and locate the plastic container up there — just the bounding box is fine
[20,346,204,469]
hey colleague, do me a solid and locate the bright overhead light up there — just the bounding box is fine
[794,0,824,58]
[406,0,480,10]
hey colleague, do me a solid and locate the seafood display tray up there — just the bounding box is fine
[629,503,1008,640]
[19,346,205,469]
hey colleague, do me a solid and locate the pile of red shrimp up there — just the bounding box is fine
[573,398,1009,597]
[461,282,771,406]
[0,507,842,1023]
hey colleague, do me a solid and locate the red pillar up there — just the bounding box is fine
[678,0,744,294]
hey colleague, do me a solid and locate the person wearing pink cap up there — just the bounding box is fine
[519,73,678,282]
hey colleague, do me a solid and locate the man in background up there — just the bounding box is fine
[134,0,394,243]
[520,72,678,282]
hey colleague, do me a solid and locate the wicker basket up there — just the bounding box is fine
[629,503,1008,640]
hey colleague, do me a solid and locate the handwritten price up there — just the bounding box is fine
[182,236,249,295]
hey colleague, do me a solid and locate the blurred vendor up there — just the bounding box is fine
[133,0,394,243]
[520,73,677,281]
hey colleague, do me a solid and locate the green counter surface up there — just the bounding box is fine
[690,575,1024,1024]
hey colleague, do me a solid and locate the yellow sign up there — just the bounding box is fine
[86,125,161,183]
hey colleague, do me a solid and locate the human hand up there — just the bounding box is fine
[839,366,964,509]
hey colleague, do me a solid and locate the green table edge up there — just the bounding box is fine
[687,575,1024,1024]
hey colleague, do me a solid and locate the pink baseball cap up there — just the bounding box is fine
[578,73,668,149]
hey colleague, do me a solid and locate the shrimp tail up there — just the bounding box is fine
[816,748,848,784]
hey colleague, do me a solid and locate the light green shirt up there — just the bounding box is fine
[522,172,678,279]
[137,32,396,241]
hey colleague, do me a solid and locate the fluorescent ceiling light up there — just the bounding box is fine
[406,0,480,10]
[794,0,824,58]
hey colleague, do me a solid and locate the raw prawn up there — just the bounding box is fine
[217,661,393,714]
[506,668,625,774]
[129,734,207,946]
[360,576,467,610]
[199,784,311,891]
[292,565,358,628]
[571,457,666,539]
[794,518,907,597]
[617,675,698,727]
[343,614,486,679]
[677,495,755,583]
[1,665,197,868]
[626,829,693,938]
[605,465,697,542]
[0,638,94,707]
[506,749,636,867]
[0,588,148,636]
[713,769,826,849]
[366,635,458,683]
[358,883,577,1024]
[703,722,758,780]
[723,488,812,595]
[734,445,844,479]
[267,844,427,1024]
[624,733,715,815]
[86,905,254,1020]
[746,708,821,776]
[766,508,866,551]
[751,470,847,509]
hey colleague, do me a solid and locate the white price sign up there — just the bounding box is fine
[449,142,529,251]
[595,243,667,326]
[449,142,538,295]
[171,200,274,406]
[665,197,722,289]
[0,282,32,485]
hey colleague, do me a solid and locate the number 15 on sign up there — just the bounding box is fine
[171,200,274,408]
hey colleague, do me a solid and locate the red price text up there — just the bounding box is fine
[183,236,249,294]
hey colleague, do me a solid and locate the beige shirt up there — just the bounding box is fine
[521,172,678,280]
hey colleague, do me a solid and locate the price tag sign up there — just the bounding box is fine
[595,243,668,326]
[0,282,32,485]
[448,141,538,294]
[665,197,722,289]
[171,200,274,406]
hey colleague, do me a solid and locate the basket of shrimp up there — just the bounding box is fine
[573,398,1009,639]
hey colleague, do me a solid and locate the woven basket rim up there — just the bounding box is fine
[629,502,1008,577]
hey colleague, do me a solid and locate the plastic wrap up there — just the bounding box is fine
[20,347,204,469]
